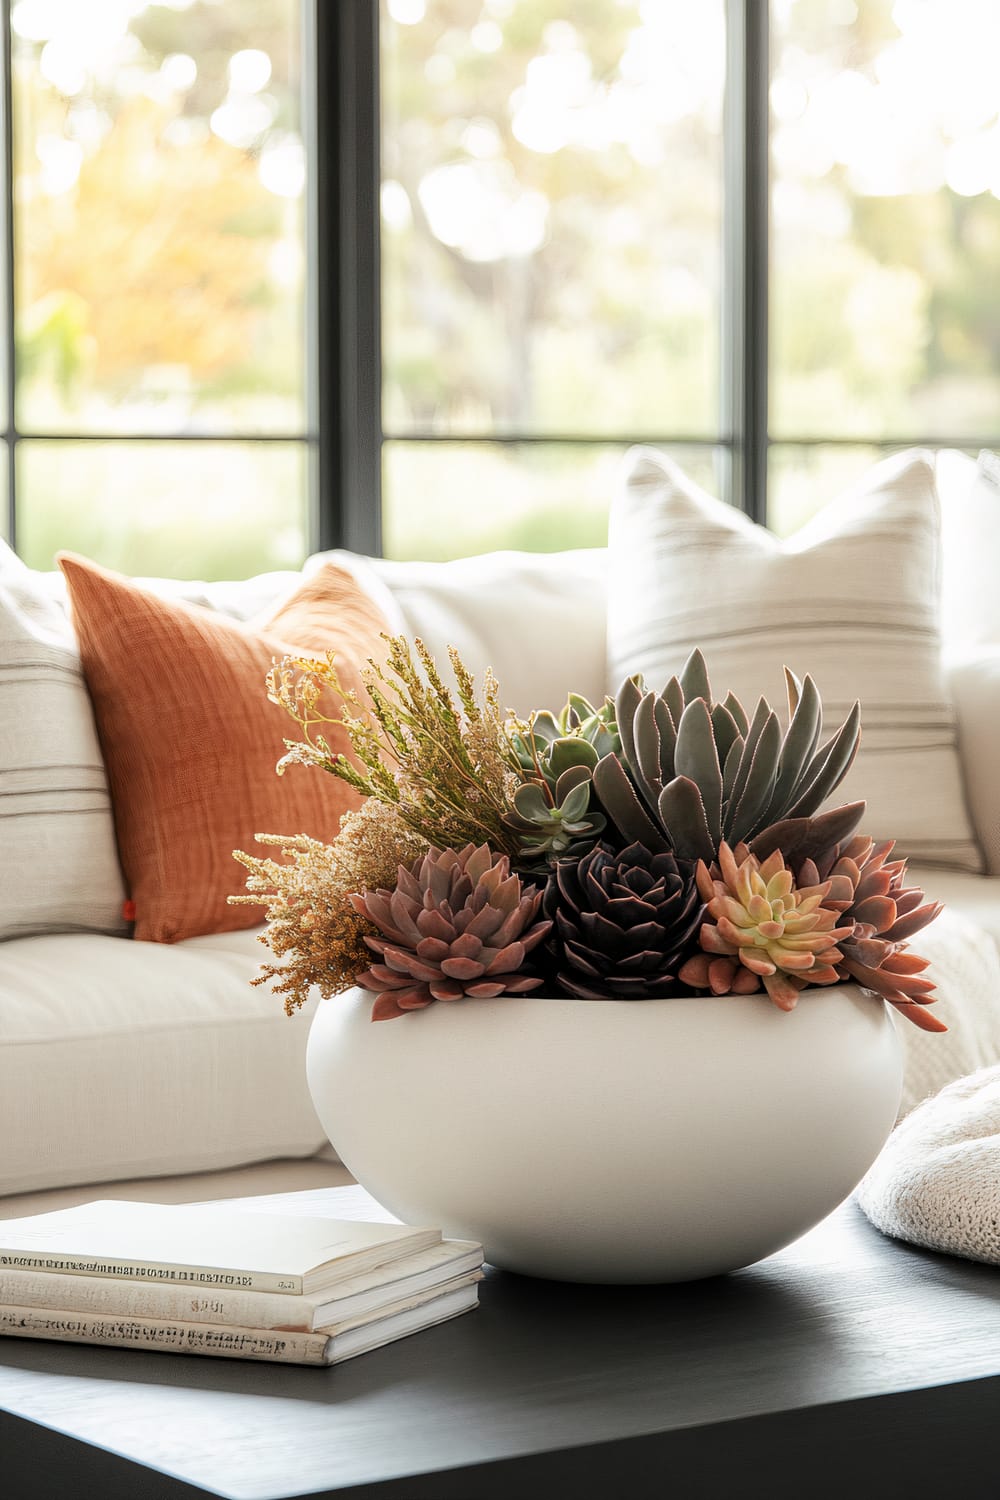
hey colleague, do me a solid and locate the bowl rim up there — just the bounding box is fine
[338,979,879,1017]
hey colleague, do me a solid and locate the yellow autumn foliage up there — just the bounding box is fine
[19,95,279,384]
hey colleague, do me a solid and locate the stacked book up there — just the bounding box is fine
[0,1198,483,1366]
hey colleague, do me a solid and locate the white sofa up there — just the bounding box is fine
[1,452,998,1213]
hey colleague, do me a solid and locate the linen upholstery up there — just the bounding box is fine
[887,902,1000,1118]
[59,555,390,943]
[937,448,1000,649]
[0,927,327,1196]
[945,645,1000,877]
[0,539,127,940]
[606,447,982,873]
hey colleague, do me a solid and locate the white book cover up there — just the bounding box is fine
[215,1186,401,1223]
[0,1278,481,1366]
[0,1237,484,1330]
[0,1200,441,1294]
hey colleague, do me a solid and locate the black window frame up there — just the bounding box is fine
[3,1,996,564]
[0,0,328,561]
[314,0,382,556]
[323,0,773,549]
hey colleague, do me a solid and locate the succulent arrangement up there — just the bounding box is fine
[234,641,944,1034]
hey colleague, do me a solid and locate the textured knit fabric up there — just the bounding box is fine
[60,555,391,944]
[0,538,127,939]
[856,1063,1000,1265]
[606,446,982,873]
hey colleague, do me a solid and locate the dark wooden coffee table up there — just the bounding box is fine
[1,1185,999,1499]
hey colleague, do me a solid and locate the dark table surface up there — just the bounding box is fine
[1,1185,999,1500]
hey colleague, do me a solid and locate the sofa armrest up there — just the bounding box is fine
[946,645,1000,874]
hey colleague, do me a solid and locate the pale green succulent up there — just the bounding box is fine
[501,766,606,871]
[509,694,620,793]
[562,693,620,756]
[592,649,864,865]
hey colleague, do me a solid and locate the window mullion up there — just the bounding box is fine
[315,0,382,557]
[722,0,769,523]
[1,0,16,546]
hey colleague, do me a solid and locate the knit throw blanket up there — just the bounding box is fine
[856,1064,1000,1266]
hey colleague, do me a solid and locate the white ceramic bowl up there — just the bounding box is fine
[307,984,902,1283]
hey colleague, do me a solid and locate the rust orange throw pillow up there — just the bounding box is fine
[59,555,391,944]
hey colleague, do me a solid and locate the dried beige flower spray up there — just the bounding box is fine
[232,637,523,1012]
[267,636,522,851]
[231,802,423,1015]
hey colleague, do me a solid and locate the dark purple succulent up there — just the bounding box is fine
[544,842,704,1000]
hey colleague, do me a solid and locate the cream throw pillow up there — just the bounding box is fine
[606,447,982,874]
[0,539,128,939]
[938,449,1000,649]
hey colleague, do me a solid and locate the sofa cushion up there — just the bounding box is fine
[0,927,327,1197]
[0,539,128,941]
[309,548,609,717]
[606,447,982,874]
[890,896,1000,1117]
[59,555,390,943]
[945,645,1000,877]
[908,866,1000,961]
[936,449,1000,650]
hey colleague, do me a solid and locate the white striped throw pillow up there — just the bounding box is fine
[939,448,1000,650]
[606,447,982,874]
[0,540,128,939]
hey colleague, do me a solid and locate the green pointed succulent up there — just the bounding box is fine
[592,649,864,864]
[509,694,620,792]
[501,766,607,872]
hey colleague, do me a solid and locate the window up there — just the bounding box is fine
[3,0,311,578]
[4,2,999,575]
[379,0,727,559]
[378,0,1000,557]
[769,0,1000,533]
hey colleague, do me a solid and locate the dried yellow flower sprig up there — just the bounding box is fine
[267,635,524,856]
[231,800,423,1015]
